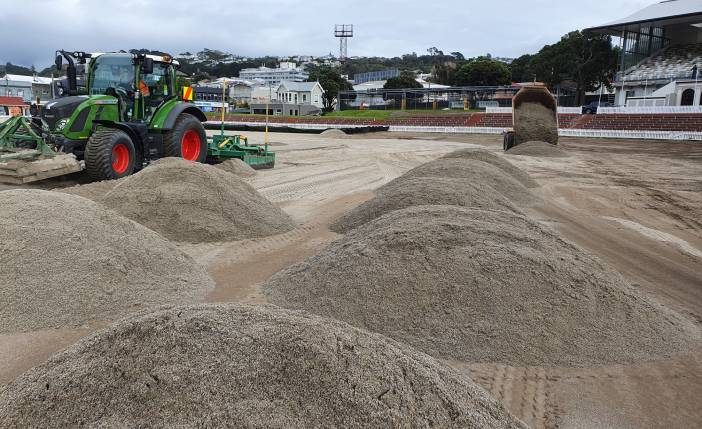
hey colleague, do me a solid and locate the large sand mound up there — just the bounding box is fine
[0,190,214,334]
[101,158,294,243]
[265,205,701,367]
[441,148,539,188]
[215,158,257,178]
[0,304,524,428]
[331,176,519,233]
[507,140,570,158]
[401,158,540,207]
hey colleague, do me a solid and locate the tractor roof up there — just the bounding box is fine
[90,52,180,66]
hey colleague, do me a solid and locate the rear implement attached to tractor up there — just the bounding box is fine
[0,49,275,184]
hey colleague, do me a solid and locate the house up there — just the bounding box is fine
[0,96,29,117]
[1,74,54,102]
[276,81,324,109]
[250,86,278,103]
[249,102,322,116]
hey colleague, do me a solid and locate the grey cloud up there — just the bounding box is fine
[0,0,652,67]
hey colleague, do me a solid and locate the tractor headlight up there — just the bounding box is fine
[55,118,68,131]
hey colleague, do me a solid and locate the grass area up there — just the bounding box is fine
[324,109,481,119]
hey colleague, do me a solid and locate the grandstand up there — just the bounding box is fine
[586,0,702,108]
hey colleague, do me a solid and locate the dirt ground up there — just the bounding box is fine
[1,131,700,428]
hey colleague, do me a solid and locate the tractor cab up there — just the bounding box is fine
[87,53,177,123]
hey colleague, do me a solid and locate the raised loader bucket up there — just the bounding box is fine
[0,116,83,184]
[512,83,559,147]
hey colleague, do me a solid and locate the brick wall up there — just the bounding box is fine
[218,113,702,132]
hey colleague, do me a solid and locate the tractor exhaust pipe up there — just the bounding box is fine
[55,50,89,96]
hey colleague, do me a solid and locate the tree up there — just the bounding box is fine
[509,54,535,83]
[307,66,353,111]
[530,31,618,105]
[450,52,465,61]
[383,72,422,89]
[453,58,511,86]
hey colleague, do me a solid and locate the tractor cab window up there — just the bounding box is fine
[90,55,135,121]
[90,56,135,95]
[141,62,172,120]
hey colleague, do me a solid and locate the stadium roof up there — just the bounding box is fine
[586,0,702,34]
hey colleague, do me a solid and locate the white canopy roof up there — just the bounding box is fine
[587,0,702,33]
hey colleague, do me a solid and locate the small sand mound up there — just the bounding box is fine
[265,205,701,367]
[401,158,539,207]
[101,158,293,243]
[514,101,558,145]
[59,178,121,200]
[0,190,214,334]
[331,176,519,233]
[320,128,348,138]
[215,158,257,177]
[0,304,524,428]
[507,140,569,158]
[441,148,538,188]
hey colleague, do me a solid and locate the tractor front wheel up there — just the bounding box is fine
[163,114,207,162]
[85,129,136,181]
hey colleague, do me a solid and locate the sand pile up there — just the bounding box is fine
[441,148,538,188]
[513,101,559,145]
[215,158,257,177]
[0,304,524,428]
[331,176,519,233]
[59,178,120,200]
[101,158,293,243]
[265,205,701,367]
[507,140,570,158]
[0,190,214,334]
[320,128,348,138]
[401,158,539,207]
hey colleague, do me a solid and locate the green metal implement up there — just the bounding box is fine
[207,134,275,169]
[0,116,56,160]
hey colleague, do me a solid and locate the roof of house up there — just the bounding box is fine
[0,96,28,106]
[277,81,323,92]
[587,0,702,33]
[2,74,53,85]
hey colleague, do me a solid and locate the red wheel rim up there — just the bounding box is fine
[181,129,201,161]
[112,143,130,174]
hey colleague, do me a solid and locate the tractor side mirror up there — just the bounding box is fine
[55,55,63,71]
[141,58,154,75]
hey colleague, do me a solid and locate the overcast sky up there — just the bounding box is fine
[0,0,652,67]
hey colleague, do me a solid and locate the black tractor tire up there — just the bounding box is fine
[163,113,207,163]
[503,131,515,151]
[84,129,136,181]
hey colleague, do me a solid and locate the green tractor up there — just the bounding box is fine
[0,50,274,184]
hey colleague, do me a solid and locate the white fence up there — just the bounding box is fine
[598,106,702,114]
[486,106,702,114]
[484,107,582,114]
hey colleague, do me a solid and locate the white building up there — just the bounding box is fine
[276,81,325,108]
[239,62,309,86]
[251,86,278,103]
[587,0,702,107]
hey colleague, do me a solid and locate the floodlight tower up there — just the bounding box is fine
[334,24,353,61]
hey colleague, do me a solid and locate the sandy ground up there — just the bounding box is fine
[2,131,701,428]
